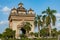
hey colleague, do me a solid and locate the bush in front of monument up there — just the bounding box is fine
[0,28,16,40]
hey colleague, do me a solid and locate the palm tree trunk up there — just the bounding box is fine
[42,22,44,29]
[38,26,40,38]
[48,24,51,37]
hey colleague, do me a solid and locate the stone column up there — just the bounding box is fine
[15,27,21,39]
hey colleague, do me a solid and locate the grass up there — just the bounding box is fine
[39,38,57,40]
[0,37,58,40]
[20,37,58,40]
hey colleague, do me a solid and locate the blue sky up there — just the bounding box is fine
[0,0,60,33]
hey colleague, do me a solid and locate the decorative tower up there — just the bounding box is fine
[28,8,34,14]
[18,2,23,7]
[17,2,27,14]
[8,2,35,39]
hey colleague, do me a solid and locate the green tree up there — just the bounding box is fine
[30,32,34,36]
[58,30,60,35]
[23,22,32,37]
[51,28,57,37]
[40,28,49,37]
[34,32,38,37]
[2,28,16,39]
[42,7,57,37]
[34,15,42,37]
[0,34,2,38]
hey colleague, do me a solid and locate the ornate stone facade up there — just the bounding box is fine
[8,2,35,38]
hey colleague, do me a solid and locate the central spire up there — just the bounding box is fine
[18,2,23,7]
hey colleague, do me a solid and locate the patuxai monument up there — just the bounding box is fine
[8,2,35,38]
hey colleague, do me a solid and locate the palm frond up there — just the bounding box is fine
[42,15,46,22]
[37,15,40,19]
[51,10,57,13]
[38,20,41,27]
[34,20,37,27]
[46,7,50,13]
[52,15,56,26]
[42,11,46,14]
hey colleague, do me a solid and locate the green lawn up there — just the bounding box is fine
[19,38,58,40]
[39,38,57,40]
[0,37,58,40]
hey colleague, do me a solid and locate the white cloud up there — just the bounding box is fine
[51,13,60,30]
[57,17,60,21]
[0,21,8,25]
[2,6,11,12]
[55,22,60,30]
[0,21,9,33]
[54,13,60,21]
[0,6,11,14]
[55,13,60,30]
[55,13,60,17]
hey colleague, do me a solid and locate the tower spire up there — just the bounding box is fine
[18,2,23,7]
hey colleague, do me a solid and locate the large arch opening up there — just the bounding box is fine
[18,21,30,37]
[20,27,26,34]
[20,27,26,37]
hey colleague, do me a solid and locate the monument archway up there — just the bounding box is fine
[16,21,26,38]
[8,2,35,39]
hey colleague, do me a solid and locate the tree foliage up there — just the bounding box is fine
[34,15,42,37]
[2,28,16,39]
[42,7,57,36]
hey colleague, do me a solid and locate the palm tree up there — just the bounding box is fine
[42,15,46,28]
[23,22,32,37]
[34,15,42,37]
[42,7,57,37]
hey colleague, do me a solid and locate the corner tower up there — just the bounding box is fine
[8,2,35,38]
